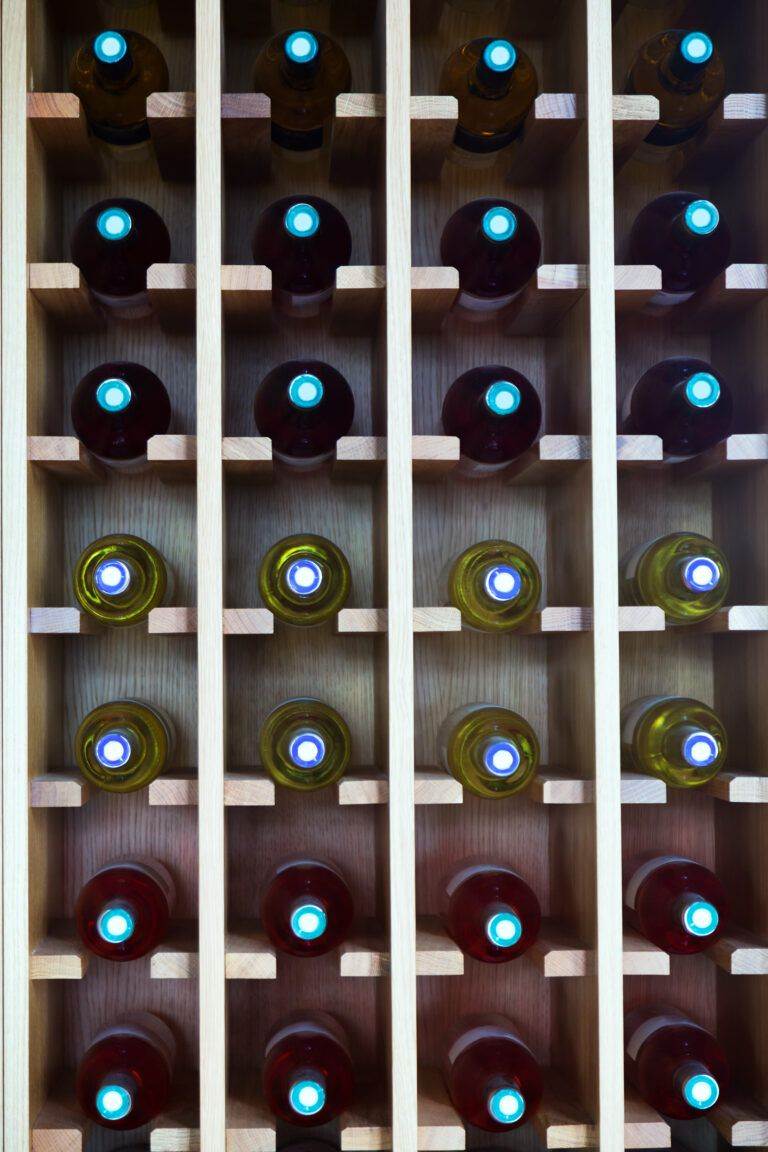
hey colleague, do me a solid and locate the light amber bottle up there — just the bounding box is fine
[253,29,351,153]
[440,38,538,156]
[69,30,169,150]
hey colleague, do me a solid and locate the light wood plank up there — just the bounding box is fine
[410,94,457,182]
[30,928,89,981]
[225,924,277,980]
[612,93,659,170]
[707,929,768,975]
[27,91,102,179]
[148,91,196,182]
[622,928,670,976]
[151,922,198,979]
[27,437,106,482]
[415,918,463,976]
[225,1079,276,1152]
[534,1074,595,1148]
[28,263,103,330]
[620,772,667,804]
[31,1091,89,1152]
[29,774,88,809]
[417,1068,465,1151]
[623,1088,670,1148]
[528,922,593,978]
[711,1098,768,1146]
[702,773,768,803]
[340,1086,392,1150]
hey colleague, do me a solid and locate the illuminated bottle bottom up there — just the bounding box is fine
[488,1086,526,1125]
[682,1072,719,1111]
[290,903,327,941]
[289,1078,326,1117]
[97,905,136,945]
[486,911,523,948]
[96,1083,133,1122]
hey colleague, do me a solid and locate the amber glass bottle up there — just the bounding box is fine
[70,30,169,149]
[254,29,351,153]
[440,38,538,155]
[71,197,171,320]
[625,30,725,158]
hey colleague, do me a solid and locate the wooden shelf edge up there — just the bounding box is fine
[225,924,278,980]
[30,927,89,980]
[622,927,670,976]
[30,772,88,808]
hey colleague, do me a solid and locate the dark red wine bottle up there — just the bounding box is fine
[255,359,354,467]
[624,853,728,955]
[625,1004,729,1119]
[441,365,541,475]
[440,860,541,962]
[252,195,352,318]
[628,193,731,311]
[440,198,541,318]
[71,197,171,320]
[262,1011,355,1125]
[622,357,733,458]
[443,1014,543,1131]
[76,857,175,961]
[76,1012,176,1129]
[260,857,354,957]
[71,361,171,467]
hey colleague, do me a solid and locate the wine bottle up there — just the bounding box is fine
[252,195,352,317]
[441,198,541,317]
[628,193,730,311]
[74,534,170,626]
[625,31,725,157]
[71,361,171,468]
[622,358,732,459]
[443,1014,543,1131]
[259,534,351,626]
[71,197,171,320]
[253,29,351,153]
[69,30,169,149]
[261,857,354,957]
[620,531,729,624]
[439,38,538,155]
[625,1004,729,1119]
[441,365,541,475]
[624,853,728,955]
[254,359,354,467]
[262,1011,355,1124]
[75,698,175,793]
[620,695,727,788]
[440,860,541,961]
[439,704,540,799]
[446,539,541,631]
[260,697,351,790]
[76,857,175,960]
[76,1012,176,1128]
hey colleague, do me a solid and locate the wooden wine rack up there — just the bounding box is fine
[3,0,768,1148]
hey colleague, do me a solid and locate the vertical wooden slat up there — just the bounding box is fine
[385,0,418,1144]
[586,0,625,1146]
[2,0,29,1144]
[2,0,28,1145]
[196,0,227,1147]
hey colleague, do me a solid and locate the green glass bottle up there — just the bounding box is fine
[439,38,538,156]
[260,698,351,790]
[439,704,540,799]
[69,30,169,150]
[74,534,170,627]
[259,534,351,626]
[620,532,728,625]
[621,695,727,788]
[76,699,175,793]
[446,540,540,632]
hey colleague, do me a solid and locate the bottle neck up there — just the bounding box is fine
[673,892,719,939]
[281,30,322,87]
[288,1071,327,1117]
[94,726,137,772]
[484,903,523,948]
[486,1083,526,1125]
[664,722,719,771]
[94,33,134,86]
[96,1072,137,1123]
[667,554,721,599]
[666,32,713,86]
[673,1061,720,1111]
[289,898,328,942]
[97,899,138,944]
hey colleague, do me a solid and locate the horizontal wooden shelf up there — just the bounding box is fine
[615,263,768,327]
[29,261,195,332]
[624,1088,670,1149]
[30,926,88,980]
[706,928,768,975]
[221,263,385,333]
[29,773,87,808]
[711,1097,768,1146]
[622,927,669,976]
[32,1080,199,1152]
[417,1066,593,1150]
[410,92,583,184]
[412,265,586,335]
[225,924,277,980]
[27,434,197,482]
[527,921,591,977]
[151,922,198,979]
[702,772,768,803]
[151,771,275,807]
[27,90,196,181]
[29,606,197,635]
[617,606,768,633]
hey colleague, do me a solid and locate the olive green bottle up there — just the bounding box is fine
[621,695,726,788]
[260,698,351,790]
[74,533,170,627]
[439,704,540,799]
[259,533,351,626]
[75,699,175,793]
[446,540,540,632]
[620,532,728,624]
